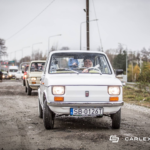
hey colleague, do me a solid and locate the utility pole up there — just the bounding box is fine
[86,0,90,50]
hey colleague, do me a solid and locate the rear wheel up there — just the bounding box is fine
[25,87,27,93]
[27,83,32,95]
[111,109,121,129]
[43,100,54,129]
[38,99,43,118]
[23,80,25,86]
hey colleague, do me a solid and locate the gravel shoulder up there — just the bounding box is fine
[0,80,150,150]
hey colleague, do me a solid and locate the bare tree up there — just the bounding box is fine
[42,52,47,60]
[140,47,150,62]
[60,46,70,50]
[0,38,7,58]
[105,49,116,66]
[19,56,31,64]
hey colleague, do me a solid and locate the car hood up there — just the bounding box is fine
[9,72,17,75]
[44,74,122,86]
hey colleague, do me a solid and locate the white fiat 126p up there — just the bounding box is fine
[38,50,124,130]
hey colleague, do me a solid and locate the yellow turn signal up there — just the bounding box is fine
[54,97,64,102]
[109,97,119,101]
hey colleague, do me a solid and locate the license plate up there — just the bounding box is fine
[70,108,103,116]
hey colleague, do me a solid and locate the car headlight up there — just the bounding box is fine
[31,77,37,81]
[9,74,12,76]
[108,86,120,95]
[52,86,65,95]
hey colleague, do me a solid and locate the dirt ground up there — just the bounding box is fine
[0,80,150,150]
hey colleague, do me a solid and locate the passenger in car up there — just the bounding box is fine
[68,58,79,69]
[34,63,38,71]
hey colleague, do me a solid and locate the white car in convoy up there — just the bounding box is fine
[25,60,45,95]
[15,70,23,80]
[8,66,18,79]
[38,50,124,130]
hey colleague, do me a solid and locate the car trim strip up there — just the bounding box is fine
[47,101,124,107]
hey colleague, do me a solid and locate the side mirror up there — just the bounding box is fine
[122,82,126,86]
[115,69,123,76]
[22,71,24,73]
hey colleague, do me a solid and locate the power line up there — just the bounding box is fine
[6,0,56,41]
[92,0,103,51]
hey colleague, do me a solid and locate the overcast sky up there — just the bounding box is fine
[0,0,150,60]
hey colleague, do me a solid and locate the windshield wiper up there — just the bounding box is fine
[56,68,79,74]
[64,68,79,74]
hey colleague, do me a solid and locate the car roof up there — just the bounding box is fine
[9,66,18,69]
[49,50,105,55]
[30,60,46,63]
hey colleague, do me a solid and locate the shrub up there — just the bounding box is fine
[137,62,150,92]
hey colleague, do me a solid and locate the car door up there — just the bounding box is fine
[16,71,19,78]
[40,60,49,106]
[18,71,21,79]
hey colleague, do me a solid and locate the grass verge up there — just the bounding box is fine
[123,86,150,108]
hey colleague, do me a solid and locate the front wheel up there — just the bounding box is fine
[111,109,121,129]
[27,83,32,95]
[43,100,54,130]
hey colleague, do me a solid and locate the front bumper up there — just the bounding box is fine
[9,75,15,78]
[3,76,8,78]
[29,84,40,90]
[47,101,124,107]
[29,84,40,87]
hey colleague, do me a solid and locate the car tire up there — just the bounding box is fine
[38,99,43,118]
[111,109,121,129]
[27,83,32,95]
[43,100,54,130]
[25,87,27,93]
[23,80,25,86]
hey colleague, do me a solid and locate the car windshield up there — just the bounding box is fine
[9,69,18,72]
[49,53,112,74]
[30,62,45,72]
[3,72,7,75]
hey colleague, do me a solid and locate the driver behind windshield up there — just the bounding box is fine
[82,57,93,73]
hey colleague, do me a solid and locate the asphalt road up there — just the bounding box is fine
[0,80,150,150]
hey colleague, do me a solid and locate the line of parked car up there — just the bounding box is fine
[2,66,23,80]
[2,70,23,80]
[5,50,124,130]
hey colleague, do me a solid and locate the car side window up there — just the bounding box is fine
[99,56,111,74]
